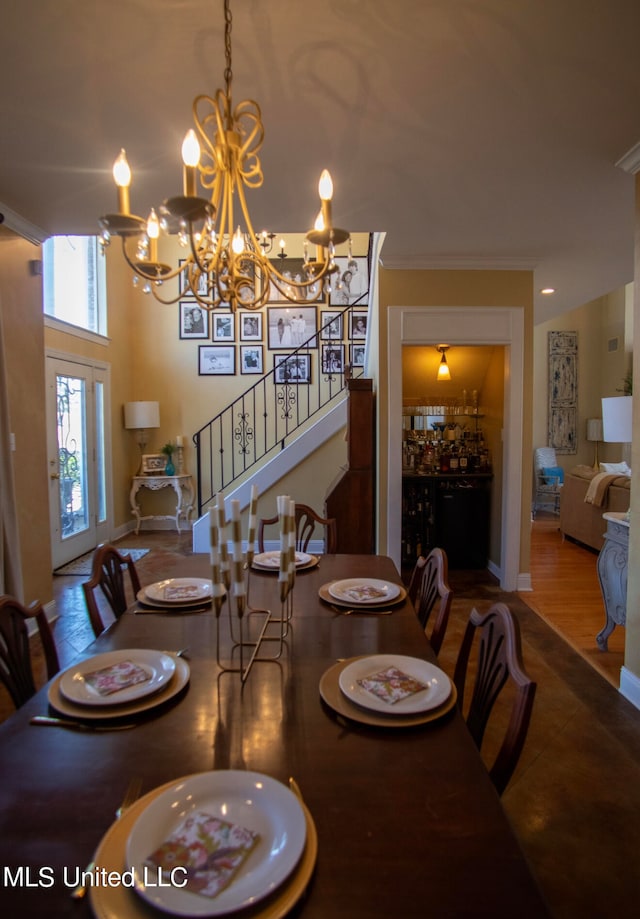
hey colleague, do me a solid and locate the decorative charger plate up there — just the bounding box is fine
[319,658,457,728]
[89,780,317,919]
[48,656,190,721]
[145,578,213,604]
[328,578,401,605]
[136,589,212,611]
[58,649,176,707]
[318,582,407,609]
[252,551,318,571]
[126,771,307,917]
[338,654,451,715]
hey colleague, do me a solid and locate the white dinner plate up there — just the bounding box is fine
[328,578,401,605]
[338,654,451,715]
[126,771,307,917]
[145,578,213,604]
[252,551,313,569]
[58,649,176,707]
[49,657,190,721]
[136,589,212,611]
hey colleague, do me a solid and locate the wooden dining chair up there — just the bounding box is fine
[453,602,537,795]
[82,543,142,637]
[257,503,338,554]
[0,595,60,709]
[406,548,453,656]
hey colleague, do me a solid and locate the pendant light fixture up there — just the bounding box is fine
[99,0,350,312]
[436,345,451,382]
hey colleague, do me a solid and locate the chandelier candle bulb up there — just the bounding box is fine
[146,209,160,263]
[181,130,200,196]
[113,149,131,215]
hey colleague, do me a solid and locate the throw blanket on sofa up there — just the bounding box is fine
[584,472,626,507]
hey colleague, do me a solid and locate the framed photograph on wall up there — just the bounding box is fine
[212,312,235,342]
[179,302,209,339]
[240,345,264,375]
[350,343,366,368]
[321,344,345,374]
[267,306,317,349]
[239,312,263,341]
[273,353,312,385]
[268,257,322,302]
[320,310,343,340]
[349,311,368,340]
[329,255,368,306]
[198,345,236,376]
[179,259,208,297]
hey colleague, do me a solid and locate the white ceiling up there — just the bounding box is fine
[2,0,640,323]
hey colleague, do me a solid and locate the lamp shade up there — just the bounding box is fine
[124,401,160,430]
[586,418,603,442]
[601,396,632,443]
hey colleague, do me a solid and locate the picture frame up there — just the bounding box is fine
[267,306,317,350]
[179,259,208,297]
[330,255,368,306]
[320,310,343,340]
[179,302,209,339]
[321,343,345,374]
[350,343,366,368]
[239,311,263,341]
[141,454,167,475]
[268,257,322,302]
[198,345,236,376]
[212,312,235,342]
[273,353,312,385]
[349,311,368,340]
[240,345,264,375]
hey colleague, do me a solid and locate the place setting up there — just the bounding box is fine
[89,769,318,919]
[318,577,407,614]
[319,653,457,727]
[135,577,214,613]
[251,550,318,573]
[40,648,191,726]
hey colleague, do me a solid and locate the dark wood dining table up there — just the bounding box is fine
[0,554,549,917]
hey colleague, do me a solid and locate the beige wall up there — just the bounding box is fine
[533,289,632,475]
[625,179,640,682]
[0,228,51,605]
[376,268,534,575]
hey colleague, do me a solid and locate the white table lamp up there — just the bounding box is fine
[124,401,160,471]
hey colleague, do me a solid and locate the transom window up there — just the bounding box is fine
[43,236,107,335]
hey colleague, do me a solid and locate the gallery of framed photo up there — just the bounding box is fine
[273,353,312,385]
[320,310,343,340]
[268,257,322,302]
[240,345,264,375]
[179,302,209,339]
[178,259,208,298]
[212,312,235,342]
[350,343,366,367]
[330,255,368,307]
[239,312,263,341]
[349,311,368,340]
[198,345,236,376]
[267,306,317,350]
[321,344,345,374]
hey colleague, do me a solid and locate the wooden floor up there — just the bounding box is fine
[522,511,625,688]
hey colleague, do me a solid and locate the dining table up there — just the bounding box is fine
[0,553,550,917]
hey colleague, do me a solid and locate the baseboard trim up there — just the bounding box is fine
[620,666,640,711]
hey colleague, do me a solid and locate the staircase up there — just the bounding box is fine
[191,299,366,552]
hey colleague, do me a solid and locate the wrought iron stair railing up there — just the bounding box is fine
[193,298,366,516]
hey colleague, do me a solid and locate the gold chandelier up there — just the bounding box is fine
[99,0,350,312]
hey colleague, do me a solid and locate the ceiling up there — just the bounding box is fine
[2,1,640,323]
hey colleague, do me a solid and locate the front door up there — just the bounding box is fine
[46,355,111,569]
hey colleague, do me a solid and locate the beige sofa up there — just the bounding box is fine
[559,465,630,551]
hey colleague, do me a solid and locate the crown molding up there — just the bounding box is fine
[378,254,538,271]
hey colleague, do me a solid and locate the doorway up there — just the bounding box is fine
[46,353,112,569]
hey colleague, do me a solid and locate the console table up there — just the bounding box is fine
[129,474,194,535]
[596,511,629,650]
